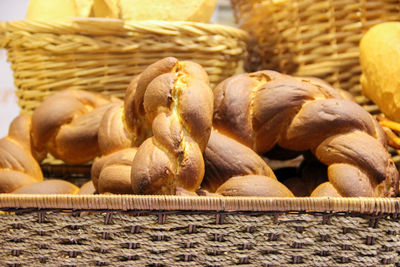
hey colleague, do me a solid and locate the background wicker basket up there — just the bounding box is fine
[0,18,247,114]
[1,195,399,266]
[230,0,400,99]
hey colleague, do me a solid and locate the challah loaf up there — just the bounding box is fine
[31,90,118,164]
[130,57,214,195]
[92,148,137,194]
[213,71,398,197]
[203,130,294,197]
[0,115,43,193]
[215,175,294,197]
[78,180,97,195]
[12,179,79,194]
[203,130,276,192]
[98,102,133,155]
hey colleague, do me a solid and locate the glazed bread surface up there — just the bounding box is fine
[12,179,79,194]
[0,115,43,193]
[130,57,214,195]
[31,90,118,164]
[203,130,277,192]
[213,71,398,197]
[91,148,137,194]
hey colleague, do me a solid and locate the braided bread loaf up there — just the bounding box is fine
[0,115,43,193]
[92,75,147,194]
[130,57,214,195]
[91,148,137,194]
[213,71,399,197]
[11,179,79,194]
[203,130,274,190]
[203,130,294,197]
[31,90,119,164]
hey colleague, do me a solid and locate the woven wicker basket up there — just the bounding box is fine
[231,0,400,98]
[0,18,247,114]
[1,195,399,266]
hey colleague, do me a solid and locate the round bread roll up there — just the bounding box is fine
[130,57,213,195]
[12,179,79,194]
[213,71,398,197]
[360,22,400,122]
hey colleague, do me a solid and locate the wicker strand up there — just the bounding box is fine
[0,195,399,214]
[1,207,399,266]
[231,0,400,93]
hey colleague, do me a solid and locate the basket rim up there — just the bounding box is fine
[2,18,248,38]
[0,195,399,214]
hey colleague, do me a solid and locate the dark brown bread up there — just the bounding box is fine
[213,71,398,197]
[203,130,276,192]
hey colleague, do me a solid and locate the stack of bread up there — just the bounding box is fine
[0,57,398,197]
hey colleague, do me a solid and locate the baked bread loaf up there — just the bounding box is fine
[12,179,79,194]
[0,115,43,193]
[98,73,151,154]
[203,130,294,197]
[213,71,399,197]
[130,57,213,195]
[215,175,294,197]
[92,148,137,194]
[98,102,133,155]
[31,90,118,164]
[203,130,277,192]
[360,22,400,122]
[78,180,97,195]
[95,74,152,195]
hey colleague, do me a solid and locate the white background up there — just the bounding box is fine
[0,0,234,138]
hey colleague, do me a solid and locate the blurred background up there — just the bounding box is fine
[0,0,235,137]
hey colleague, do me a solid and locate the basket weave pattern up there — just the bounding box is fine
[1,19,247,114]
[231,0,400,97]
[0,196,399,266]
